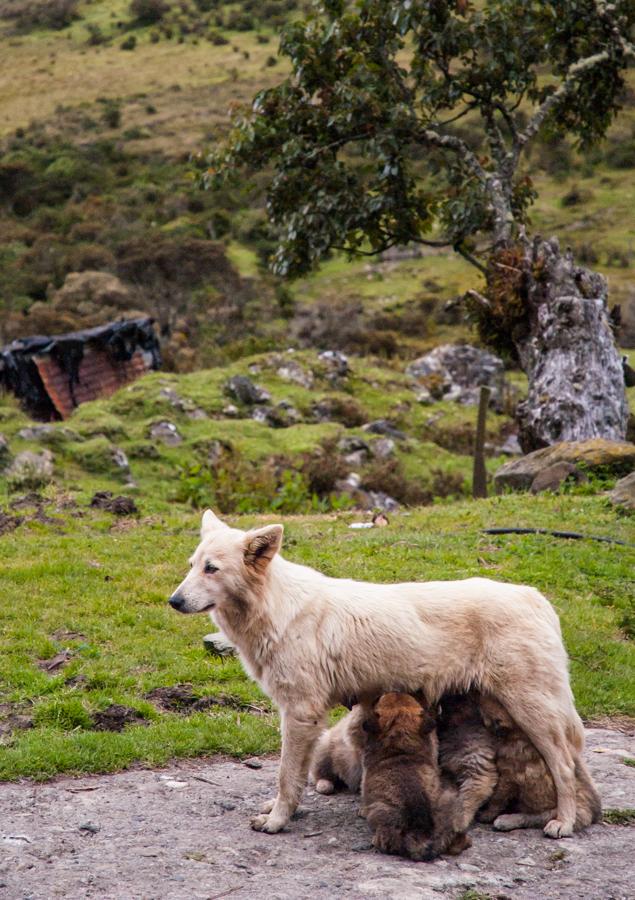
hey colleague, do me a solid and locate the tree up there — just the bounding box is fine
[212,0,635,450]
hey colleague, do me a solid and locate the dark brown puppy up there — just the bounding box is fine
[477,694,602,831]
[360,692,470,861]
[437,691,499,832]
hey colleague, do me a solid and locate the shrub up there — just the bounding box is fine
[605,139,635,170]
[101,101,121,129]
[121,35,137,50]
[301,437,348,496]
[129,0,168,25]
[3,0,79,32]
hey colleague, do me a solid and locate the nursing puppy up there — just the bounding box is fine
[360,692,469,860]
[477,694,602,832]
[309,704,365,794]
[169,510,584,838]
[436,691,498,832]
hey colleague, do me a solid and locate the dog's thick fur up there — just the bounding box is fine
[436,691,499,832]
[476,694,602,832]
[360,693,470,860]
[169,510,585,837]
[309,705,365,795]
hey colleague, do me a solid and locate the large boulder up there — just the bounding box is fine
[406,343,506,406]
[608,472,635,511]
[494,438,635,493]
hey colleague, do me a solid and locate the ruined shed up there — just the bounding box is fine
[0,318,161,420]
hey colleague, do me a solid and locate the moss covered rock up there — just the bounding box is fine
[494,439,635,493]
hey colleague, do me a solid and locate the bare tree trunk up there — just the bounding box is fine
[510,237,628,452]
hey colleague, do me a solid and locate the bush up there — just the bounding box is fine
[129,0,168,25]
[121,35,137,50]
[605,139,635,170]
[3,0,79,32]
[301,437,348,496]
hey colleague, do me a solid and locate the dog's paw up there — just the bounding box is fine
[544,818,573,839]
[260,798,276,814]
[250,812,286,833]
[493,814,524,832]
[315,779,335,795]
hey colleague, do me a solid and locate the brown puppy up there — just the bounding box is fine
[309,704,365,794]
[477,694,602,831]
[360,692,470,860]
[437,691,499,832]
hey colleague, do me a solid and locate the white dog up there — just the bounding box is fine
[169,510,584,838]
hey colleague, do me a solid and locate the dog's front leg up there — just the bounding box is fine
[251,708,324,833]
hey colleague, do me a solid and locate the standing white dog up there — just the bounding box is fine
[169,510,584,838]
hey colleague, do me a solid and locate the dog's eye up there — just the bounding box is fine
[204,561,219,575]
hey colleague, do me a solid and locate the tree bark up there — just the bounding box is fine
[508,237,628,452]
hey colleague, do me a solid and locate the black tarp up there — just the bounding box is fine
[0,317,161,420]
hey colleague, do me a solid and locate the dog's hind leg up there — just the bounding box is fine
[495,693,578,838]
[494,811,552,831]
[251,707,325,834]
[453,763,498,831]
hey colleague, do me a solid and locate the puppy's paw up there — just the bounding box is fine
[250,812,286,833]
[260,798,276,813]
[315,779,335,795]
[493,814,524,832]
[544,818,573,839]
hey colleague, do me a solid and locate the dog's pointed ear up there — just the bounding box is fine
[244,524,283,573]
[201,509,227,538]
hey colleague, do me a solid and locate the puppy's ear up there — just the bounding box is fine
[201,509,227,538]
[362,715,380,735]
[419,711,437,735]
[244,524,283,573]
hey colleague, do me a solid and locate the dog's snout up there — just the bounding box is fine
[169,592,186,612]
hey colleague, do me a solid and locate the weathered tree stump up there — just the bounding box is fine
[487,238,628,453]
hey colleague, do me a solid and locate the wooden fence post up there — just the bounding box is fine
[472,385,491,499]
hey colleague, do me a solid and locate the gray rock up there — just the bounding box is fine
[225,375,270,405]
[277,361,314,389]
[371,438,395,459]
[363,419,406,440]
[344,451,368,467]
[335,473,362,494]
[223,404,239,418]
[149,421,182,447]
[318,350,349,377]
[111,448,130,471]
[407,343,506,406]
[497,433,523,456]
[203,633,236,658]
[338,436,370,455]
[608,471,635,510]
[252,403,301,428]
[415,387,434,405]
[159,388,207,420]
[5,450,54,488]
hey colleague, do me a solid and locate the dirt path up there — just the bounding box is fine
[1,726,634,900]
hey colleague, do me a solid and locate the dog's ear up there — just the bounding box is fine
[244,524,284,573]
[201,509,227,538]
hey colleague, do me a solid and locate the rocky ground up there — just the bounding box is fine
[1,726,634,900]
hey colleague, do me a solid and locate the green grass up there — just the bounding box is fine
[603,808,635,826]
[0,491,633,780]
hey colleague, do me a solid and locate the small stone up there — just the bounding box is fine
[351,841,372,852]
[265,858,277,867]
[326,836,339,846]
[243,758,263,769]
[362,419,406,440]
[608,471,635,511]
[163,780,188,790]
[371,437,395,459]
[530,461,585,494]
[78,823,100,834]
[203,633,236,658]
[149,421,182,447]
[517,856,536,867]
[225,375,270,405]
[223,404,239,417]
[457,863,480,872]
[218,801,236,811]
[277,361,314,389]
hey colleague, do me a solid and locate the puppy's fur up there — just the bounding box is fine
[309,705,365,794]
[436,692,499,832]
[169,510,585,837]
[477,694,602,832]
[360,693,470,860]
